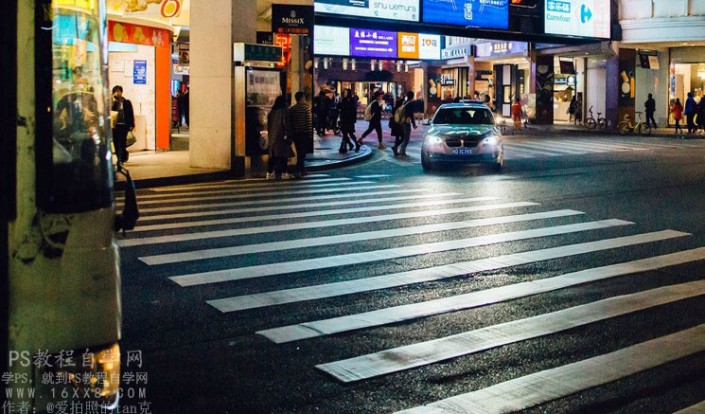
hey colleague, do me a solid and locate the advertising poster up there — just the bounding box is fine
[247,70,282,107]
[313,25,350,56]
[422,0,509,29]
[419,34,441,60]
[398,32,419,59]
[133,60,147,84]
[314,0,419,22]
[350,28,397,59]
[545,0,610,38]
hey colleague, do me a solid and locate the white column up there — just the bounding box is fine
[189,0,256,170]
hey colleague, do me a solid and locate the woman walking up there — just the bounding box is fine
[267,95,293,179]
[337,88,358,153]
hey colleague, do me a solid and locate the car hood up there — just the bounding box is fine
[427,124,498,137]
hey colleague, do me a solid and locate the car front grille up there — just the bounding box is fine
[445,137,481,148]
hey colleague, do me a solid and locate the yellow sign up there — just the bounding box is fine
[55,0,97,11]
[106,0,184,19]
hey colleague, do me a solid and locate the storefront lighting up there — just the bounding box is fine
[699,64,705,79]
[323,58,329,70]
[371,59,376,71]
[342,58,348,70]
[404,62,409,72]
[396,60,402,72]
[351,59,356,71]
[314,57,319,69]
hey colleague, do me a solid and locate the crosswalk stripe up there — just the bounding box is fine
[212,244,705,315]
[533,140,637,153]
[135,181,381,205]
[138,192,464,222]
[133,196,497,232]
[508,142,593,155]
[394,323,705,414]
[674,401,705,414]
[606,137,701,149]
[503,146,538,159]
[135,178,356,200]
[119,201,538,247]
[170,219,633,287]
[147,175,338,192]
[256,230,689,343]
[318,279,705,383]
[135,189,430,214]
[516,141,590,155]
[143,209,583,265]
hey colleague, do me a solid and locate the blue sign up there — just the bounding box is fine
[422,0,509,29]
[133,60,147,85]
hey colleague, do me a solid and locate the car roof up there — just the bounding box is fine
[437,102,490,110]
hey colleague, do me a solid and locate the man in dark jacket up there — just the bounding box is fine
[398,91,417,156]
[111,85,135,164]
[685,92,697,134]
[289,91,313,178]
[644,93,657,129]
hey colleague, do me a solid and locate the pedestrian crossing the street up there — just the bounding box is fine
[117,175,705,413]
[393,136,703,164]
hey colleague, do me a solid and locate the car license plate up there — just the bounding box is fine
[452,148,473,156]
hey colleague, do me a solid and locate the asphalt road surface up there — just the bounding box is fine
[117,133,705,414]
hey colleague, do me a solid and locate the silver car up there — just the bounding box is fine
[421,103,504,171]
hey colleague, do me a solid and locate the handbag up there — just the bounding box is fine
[126,131,137,147]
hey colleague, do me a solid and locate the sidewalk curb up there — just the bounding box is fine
[115,146,373,191]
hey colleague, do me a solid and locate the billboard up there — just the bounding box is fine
[545,0,610,38]
[314,0,420,22]
[313,25,350,56]
[422,0,509,29]
[350,28,397,58]
[398,33,441,60]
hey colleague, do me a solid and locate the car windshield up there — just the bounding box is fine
[433,107,494,125]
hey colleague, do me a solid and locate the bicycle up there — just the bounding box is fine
[584,106,607,130]
[617,111,652,136]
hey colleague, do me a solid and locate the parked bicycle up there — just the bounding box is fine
[584,106,607,130]
[617,111,652,136]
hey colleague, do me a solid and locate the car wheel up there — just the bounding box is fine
[421,152,433,172]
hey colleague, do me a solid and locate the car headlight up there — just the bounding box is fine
[482,135,498,145]
[424,135,443,145]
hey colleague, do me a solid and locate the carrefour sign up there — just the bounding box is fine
[545,0,610,38]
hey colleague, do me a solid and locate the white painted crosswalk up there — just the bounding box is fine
[397,136,703,163]
[118,174,705,412]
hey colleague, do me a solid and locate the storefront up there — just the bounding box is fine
[474,41,530,118]
[106,0,189,153]
[669,47,705,125]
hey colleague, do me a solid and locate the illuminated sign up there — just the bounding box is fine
[272,4,314,35]
[423,0,509,29]
[441,44,472,60]
[475,41,528,58]
[313,26,350,56]
[314,0,420,22]
[545,0,610,38]
[350,28,397,58]
[398,33,441,60]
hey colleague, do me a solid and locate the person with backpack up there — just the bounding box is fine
[389,97,405,156]
[357,91,385,150]
[337,88,358,153]
[396,91,417,156]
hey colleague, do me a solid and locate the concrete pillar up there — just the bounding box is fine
[189,0,256,170]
